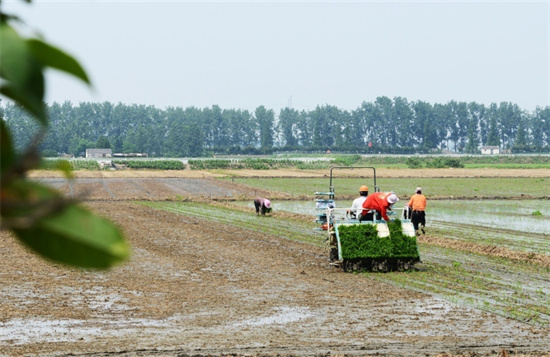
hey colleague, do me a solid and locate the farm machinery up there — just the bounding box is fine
[314,166,420,272]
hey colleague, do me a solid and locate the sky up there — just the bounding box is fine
[3,0,550,113]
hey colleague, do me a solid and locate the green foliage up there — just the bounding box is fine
[188,159,231,170]
[4,96,550,156]
[10,181,129,268]
[460,155,550,165]
[40,159,71,171]
[245,160,270,170]
[42,159,101,171]
[72,138,95,157]
[452,261,462,269]
[0,23,90,124]
[40,159,102,171]
[425,157,464,168]
[295,161,332,170]
[0,2,128,269]
[332,154,361,166]
[531,211,542,216]
[4,179,128,268]
[338,220,419,260]
[41,149,57,157]
[188,158,301,170]
[39,159,74,178]
[96,135,111,149]
[71,160,101,170]
[113,160,184,170]
[406,157,423,168]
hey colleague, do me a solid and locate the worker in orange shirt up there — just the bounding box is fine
[408,187,427,235]
[361,192,399,222]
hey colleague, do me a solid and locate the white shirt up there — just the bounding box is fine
[350,196,367,216]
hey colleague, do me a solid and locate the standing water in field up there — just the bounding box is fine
[249,200,549,234]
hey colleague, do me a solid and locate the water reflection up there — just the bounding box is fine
[239,199,550,235]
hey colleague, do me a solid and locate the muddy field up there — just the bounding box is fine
[1,171,549,356]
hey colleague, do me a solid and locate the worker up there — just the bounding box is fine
[254,197,272,216]
[408,187,427,235]
[348,185,369,219]
[361,192,399,222]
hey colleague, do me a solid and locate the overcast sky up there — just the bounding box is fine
[4,1,550,113]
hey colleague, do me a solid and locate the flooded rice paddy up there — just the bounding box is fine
[257,199,549,234]
[204,199,550,326]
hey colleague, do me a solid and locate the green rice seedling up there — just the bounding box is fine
[337,219,419,271]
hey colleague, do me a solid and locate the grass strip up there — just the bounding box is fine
[225,177,550,199]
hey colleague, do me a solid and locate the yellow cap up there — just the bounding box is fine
[359,185,369,192]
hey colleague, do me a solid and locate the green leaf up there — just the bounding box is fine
[8,181,129,269]
[39,158,74,179]
[0,76,46,123]
[27,39,91,85]
[0,120,15,175]
[0,24,31,87]
[0,24,47,124]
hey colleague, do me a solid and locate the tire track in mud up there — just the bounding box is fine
[419,247,550,287]
[125,178,153,198]
[101,179,115,199]
[143,201,550,327]
[418,234,550,268]
[63,341,550,357]
[75,202,550,354]
[393,241,550,326]
[10,175,550,355]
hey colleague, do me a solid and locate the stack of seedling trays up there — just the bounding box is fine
[335,219,420,272]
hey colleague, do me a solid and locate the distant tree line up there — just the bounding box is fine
[2,97,549,157]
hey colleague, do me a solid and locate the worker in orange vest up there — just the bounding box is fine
[407,187,427,235]
[361,192,399,222]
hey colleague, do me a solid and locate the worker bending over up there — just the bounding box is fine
[408,187,427,235]
[361,192,399,222]
[254,197,272,216]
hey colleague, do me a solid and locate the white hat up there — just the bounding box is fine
[387,193,399,204]
[265,200,271,208]
[416,187,422,192]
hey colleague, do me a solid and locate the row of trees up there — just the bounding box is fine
[2,97,549,157]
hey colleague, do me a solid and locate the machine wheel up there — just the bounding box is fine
[329,248,338,262]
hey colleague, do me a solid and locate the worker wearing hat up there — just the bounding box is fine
[254,197,272,216]
[361,191,399,222]
[348,185,369,219]
[407,187,427,235]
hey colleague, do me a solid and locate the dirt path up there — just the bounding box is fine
[1,200,549,356]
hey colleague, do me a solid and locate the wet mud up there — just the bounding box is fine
[2,176,549,356]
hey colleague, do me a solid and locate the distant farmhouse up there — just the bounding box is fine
[481,146,500,155]
[86,149,112,158]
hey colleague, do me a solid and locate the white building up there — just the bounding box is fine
[86,148,112,158]
[480,146,500,155]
